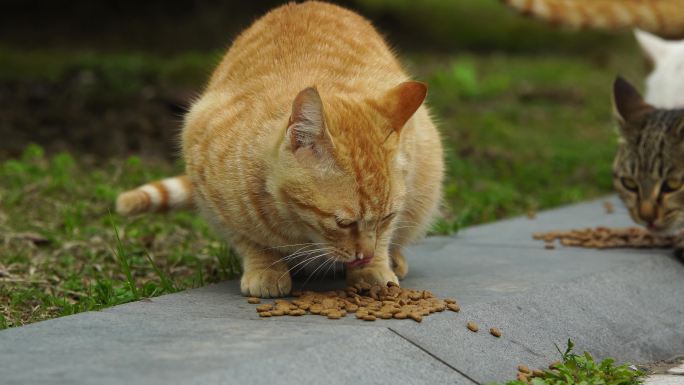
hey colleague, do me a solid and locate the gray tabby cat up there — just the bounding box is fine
[612,76,684,254]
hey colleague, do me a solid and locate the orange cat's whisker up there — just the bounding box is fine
[301,256,338,287]
[264,246,335,272]
[283,250,336,281]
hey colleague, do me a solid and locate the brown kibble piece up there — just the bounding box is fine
[247,297,260,304]
[467,321,479,332]
[549,360,561,369]
[309,304,322,314]
[603,201,614,214]
[447,303,460,312]
[532,369,545,377]
[362,315,376,321]
[444,298,457,304]
[256,304,273,312]
[394,312,408,319]
[270,309,285,316]
[489,327,502,337]
[289,309,305,316]
[518,364,530,374]
[409,313,422,322]
[517,372,529,382]
[259,311,272,317]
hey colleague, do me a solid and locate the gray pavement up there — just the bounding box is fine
[1,196,683,384]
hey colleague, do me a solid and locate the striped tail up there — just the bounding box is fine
[116,175,194,216]
[502,0,684,39]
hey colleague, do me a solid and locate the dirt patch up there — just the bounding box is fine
[0,68,193,161]
[638,357,684,375]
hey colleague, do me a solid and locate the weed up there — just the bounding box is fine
[489,340,645,385]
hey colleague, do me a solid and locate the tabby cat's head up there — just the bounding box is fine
[272,81,427,265]
[613,76,684,233]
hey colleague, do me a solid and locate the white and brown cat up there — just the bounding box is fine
[116,1,444,297]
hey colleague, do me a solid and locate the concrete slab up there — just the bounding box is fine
[0,310,469,385]
[453,195,632,248]
[392,256,684,383]
[1,196,683,385]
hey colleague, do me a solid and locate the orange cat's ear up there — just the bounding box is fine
[286,87,333,155]
[613,76,654,131]
[379,81,428,133]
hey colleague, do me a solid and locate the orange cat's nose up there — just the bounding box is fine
[355,250,374,260]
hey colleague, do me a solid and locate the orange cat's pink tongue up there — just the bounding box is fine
[346,257,372,268]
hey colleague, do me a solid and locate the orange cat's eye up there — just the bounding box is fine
[381,212,395,222]
[335,219,357,229]
[621,177,638,192]
[661,178,682,193]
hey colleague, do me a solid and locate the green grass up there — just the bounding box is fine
[409,49,643,232]
[0,145,240,328]
[0,36,646,328]
[490,340,645,385]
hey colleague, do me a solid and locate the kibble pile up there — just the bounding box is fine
[248,281,466,323]
[515,361,561,383]
[533,226,675,249]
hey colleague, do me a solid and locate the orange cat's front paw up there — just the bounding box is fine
[391,250,409,280]
[240,268,292,298]
[346,264,398,287]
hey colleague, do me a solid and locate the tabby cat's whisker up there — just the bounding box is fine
[263,242,326,251]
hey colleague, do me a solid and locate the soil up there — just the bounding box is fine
[0,68,193,161]
[638,356,684,375]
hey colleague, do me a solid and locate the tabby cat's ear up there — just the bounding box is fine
[634,29,672,64]
[613,76,655,131]
[286,87,334,156]
[379,81,428,133]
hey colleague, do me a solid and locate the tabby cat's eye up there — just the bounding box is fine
[621,177,638,192]
[661,178,683,193]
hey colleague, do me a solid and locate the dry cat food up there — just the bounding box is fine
[248,281,460,323]
[533,226,675,249]
[489,327,502,337]
[515,363,548,384]
[466,321,479,332]
[602,201,615,214]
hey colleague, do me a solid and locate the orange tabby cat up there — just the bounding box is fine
[502,0,684,38]
[116,1,444,297]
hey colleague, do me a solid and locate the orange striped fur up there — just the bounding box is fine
[116,175,193,216]
[181,2,444,297]
[502,0,684,38]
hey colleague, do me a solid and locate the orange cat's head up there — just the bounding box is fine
[272,81,427,267]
